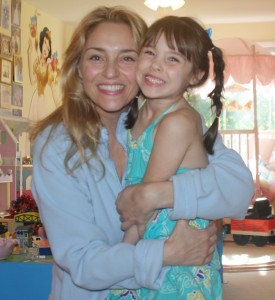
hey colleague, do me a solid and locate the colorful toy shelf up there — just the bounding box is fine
[0,117,30,212]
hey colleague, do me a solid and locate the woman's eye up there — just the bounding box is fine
[123,56,135,62]
[90,55,102,61]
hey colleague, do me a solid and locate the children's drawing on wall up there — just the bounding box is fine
[13,54,22,83]
[11,0,21,26]
[12,83,23,107]
[1,0,11,31]
[10,25,21,55]
[27,12,60,122]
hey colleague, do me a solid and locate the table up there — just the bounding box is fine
[0,254,53,300]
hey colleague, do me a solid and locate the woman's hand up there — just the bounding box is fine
[116,182,173,231]
[163,220,217,266]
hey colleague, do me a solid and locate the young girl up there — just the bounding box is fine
[108,16,225,299]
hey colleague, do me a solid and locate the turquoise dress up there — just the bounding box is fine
[107,104,222,300]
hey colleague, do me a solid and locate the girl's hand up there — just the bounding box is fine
[163,220,217,266]
[116,183,158,231]
[122,225,142,245]
[116,181,174,231]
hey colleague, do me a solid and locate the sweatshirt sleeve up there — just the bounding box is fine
[31,128,165,291]
[170,132,255,221]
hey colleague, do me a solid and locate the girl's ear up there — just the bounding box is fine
[189,70,204,86]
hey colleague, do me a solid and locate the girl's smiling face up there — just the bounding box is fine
[137,34,195,102]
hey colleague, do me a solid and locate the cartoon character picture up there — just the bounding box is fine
[27,14,60,121]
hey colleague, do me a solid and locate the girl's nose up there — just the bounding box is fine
[151,57,162,72]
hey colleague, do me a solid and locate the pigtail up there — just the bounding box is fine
[204,44,225,154]
[124,95,139,129]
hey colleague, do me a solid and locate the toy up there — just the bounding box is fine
[15,225,33,248]
[229,198,275,247]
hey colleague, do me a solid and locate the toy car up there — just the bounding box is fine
[230,198,275,247]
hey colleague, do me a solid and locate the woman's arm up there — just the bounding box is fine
[32,126,217,291]
[117,134,254,230]
[171,133,254,220]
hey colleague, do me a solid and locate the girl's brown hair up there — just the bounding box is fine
[126,16,225,154]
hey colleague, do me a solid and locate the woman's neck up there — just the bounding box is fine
[108,126,126,181]
[102,115,126,181]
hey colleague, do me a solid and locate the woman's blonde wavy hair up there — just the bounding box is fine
[29,6,147,174]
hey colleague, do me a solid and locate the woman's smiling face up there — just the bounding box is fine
[79,22,140,119]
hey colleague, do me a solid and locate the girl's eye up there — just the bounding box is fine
[144,50,154,56]
[169,56,179,62]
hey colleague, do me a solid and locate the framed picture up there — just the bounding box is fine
[13,54,22,83]
[1,0,11,32]
[12,82,22,106]
[0,58,12,84]
[0,83,12,109]
[11,25,20,55]
[12,108,22,116]
[11,0,20,26]
[0,34,12,58]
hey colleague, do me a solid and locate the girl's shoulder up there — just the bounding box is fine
[161,103,201,130]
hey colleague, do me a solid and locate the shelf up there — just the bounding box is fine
[0,175,13,183]
[0,116,30,137]
[0,117,30,206]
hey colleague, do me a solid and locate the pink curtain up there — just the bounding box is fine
[212,38,275,85]
[223,55,275,85]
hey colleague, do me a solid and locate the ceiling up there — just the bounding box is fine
[23,0,275,25]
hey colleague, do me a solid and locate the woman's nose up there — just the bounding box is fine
[103,60,119,78]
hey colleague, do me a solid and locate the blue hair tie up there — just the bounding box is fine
[206,28,212,38]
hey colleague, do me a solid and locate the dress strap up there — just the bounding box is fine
[151,102,178,127]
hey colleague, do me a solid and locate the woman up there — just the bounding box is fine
[30,6,254,300]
